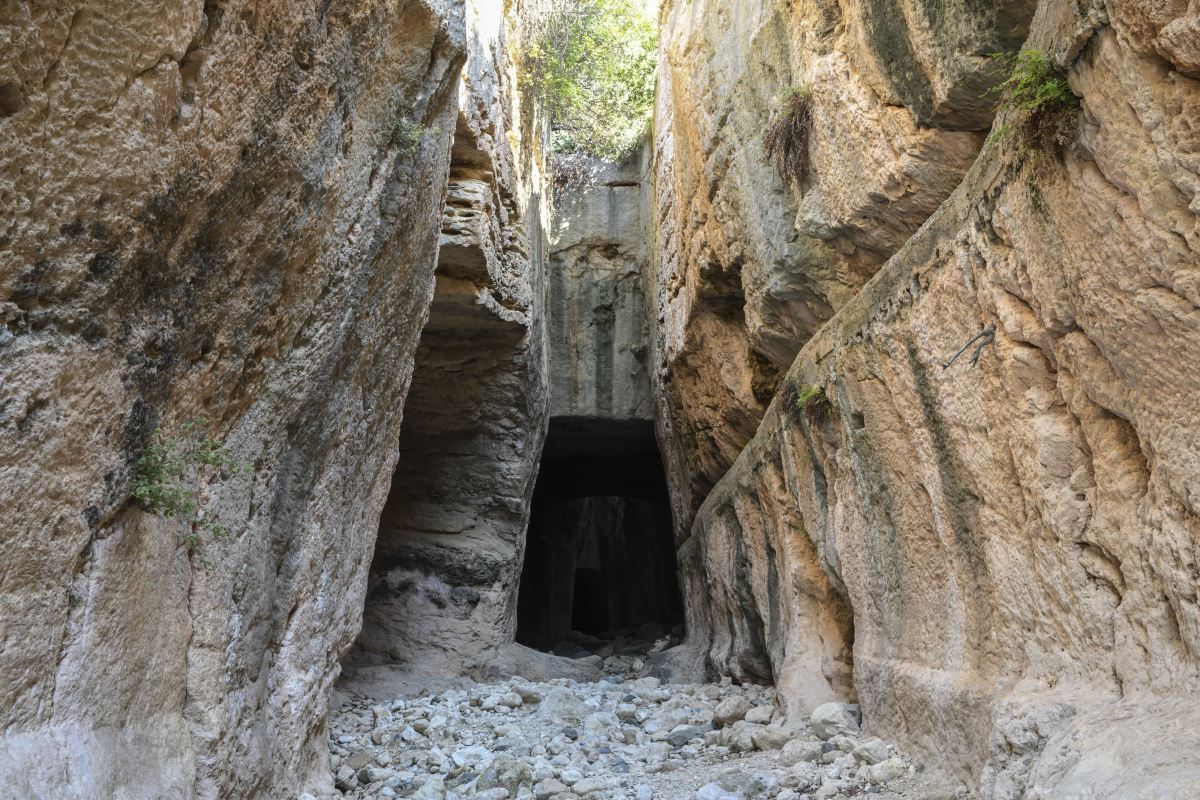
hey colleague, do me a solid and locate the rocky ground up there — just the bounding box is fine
[318,637,965,800]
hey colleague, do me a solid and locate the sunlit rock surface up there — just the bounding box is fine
[0,1,466,796]
[648,0,1022,533]
[674,1,1200,796]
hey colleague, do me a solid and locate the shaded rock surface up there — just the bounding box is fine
[548,156,653,420]
[344,0,550,681]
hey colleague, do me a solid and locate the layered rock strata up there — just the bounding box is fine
[347,0,551,680]
[0,0,467,796]
[674,0,1200,796]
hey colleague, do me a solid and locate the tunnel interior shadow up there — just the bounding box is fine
[516,417,684,652]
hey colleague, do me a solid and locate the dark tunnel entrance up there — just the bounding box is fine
[516,417,684,652]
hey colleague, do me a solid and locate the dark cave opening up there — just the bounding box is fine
[516,417,684,652]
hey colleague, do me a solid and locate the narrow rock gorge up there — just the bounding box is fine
[1,1,1197,799]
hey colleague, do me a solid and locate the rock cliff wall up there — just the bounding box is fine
[666,0,1200,796]
[347,0,552,681]
[548,156,653,421]
[0,0,467,796]
[650,0,1027,534]
[3,0,1199,797]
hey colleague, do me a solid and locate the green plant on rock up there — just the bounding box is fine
[133,418,246,553]
[781,377,832,422]
[392,117,424,157]
[794,382,832,419]
[988,49,1079,158]
[763,85,814,184]
[524,0,658,163]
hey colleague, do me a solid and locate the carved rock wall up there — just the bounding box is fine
[674,0,1200,795]
[548,156,653,421]
[0,0,466,796]
[650,0,1031,534]
[346,0,552,681]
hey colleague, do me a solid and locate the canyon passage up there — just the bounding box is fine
[1,1,1199,799]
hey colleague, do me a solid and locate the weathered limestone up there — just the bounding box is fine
[0,0,466,796]
[675,0,1200,796]
[521,152,679,659]
[548,156,653,420]
[3,0,1198,798]
[346,0,551,680]
[650,0,1029,534]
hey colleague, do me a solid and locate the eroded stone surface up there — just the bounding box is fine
[0,0,467,796]
[649,0,1021,535]
[3,1,1199,799]
[676,1,1200,796]
[548,156,653,421]
[344,0,550,682]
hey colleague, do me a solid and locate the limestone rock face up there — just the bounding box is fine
[548,156,653,420]
[677,0,1200,795]
[345,0,551,681]
[650,0,1022,534]
[0,0,466,796]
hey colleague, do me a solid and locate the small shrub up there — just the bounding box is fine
[794,383,832,419]
[988,50,1079,157]
[763,85,814,184]
[392,117,424,157]
[781,377,832,423]
[133,419,246,553]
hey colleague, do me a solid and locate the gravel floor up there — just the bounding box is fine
[319,640,966,800]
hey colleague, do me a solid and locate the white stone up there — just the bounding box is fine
[452,746,493,769]
[714,696,750,727]
[695,783,738,800]
[851,738,889,765]
[778,738,823,766]
[413,775,447,800]
[744,705,773,725]
[862,758,907,785]
[808,704,859,740]
[536,778,570,799]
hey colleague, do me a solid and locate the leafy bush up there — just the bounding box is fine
[794,383,832,419]
[133,418,245,552]
[392,117,424,157]
[781,378,831,422]
[763,85,814,184]
[525,0,658,162]
[989,49,1078,156]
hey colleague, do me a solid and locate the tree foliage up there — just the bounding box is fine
[133,418,247,552]
[991,49,1074,113]
[525,0,658,161]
